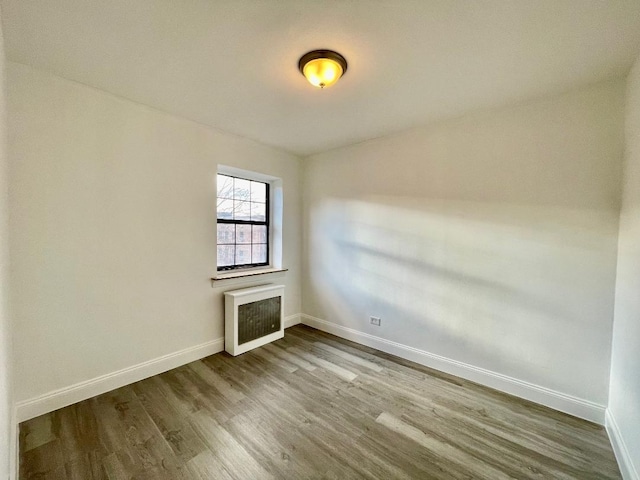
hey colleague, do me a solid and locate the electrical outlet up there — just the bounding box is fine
[370,316,381,326]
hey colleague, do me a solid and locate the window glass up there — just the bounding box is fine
[216,173,269,270]
[217,245,235,267]
[217,224,235,244]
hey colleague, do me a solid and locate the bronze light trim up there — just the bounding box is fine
[298,50,348,88]
[298,50,348,76]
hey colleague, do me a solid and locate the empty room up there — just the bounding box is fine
[1,1,640,479]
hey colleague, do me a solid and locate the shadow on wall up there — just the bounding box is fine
[307,195,618,402]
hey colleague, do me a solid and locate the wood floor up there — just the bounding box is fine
[20,325,621,479]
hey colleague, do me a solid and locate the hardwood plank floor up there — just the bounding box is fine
[19,325,621,479]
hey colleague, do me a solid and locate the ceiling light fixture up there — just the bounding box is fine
[298,50,348,89]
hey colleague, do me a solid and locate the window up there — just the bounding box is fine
[217,173,269,271]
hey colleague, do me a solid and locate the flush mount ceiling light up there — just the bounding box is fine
[298,50,348,89]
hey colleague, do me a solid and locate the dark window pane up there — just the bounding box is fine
[252,244,267,264]
[217,224,235,244]
[217,245,235,267]
[236,224,251,244]
[252,225,267,243]
[251,181,267,203]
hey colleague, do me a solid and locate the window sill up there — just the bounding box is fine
[211,267,288,284]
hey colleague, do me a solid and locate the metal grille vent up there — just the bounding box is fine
[237,296,281,345]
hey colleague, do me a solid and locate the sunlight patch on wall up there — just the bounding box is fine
[307,195,618,399]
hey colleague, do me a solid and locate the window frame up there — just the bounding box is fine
[216,173,270,272]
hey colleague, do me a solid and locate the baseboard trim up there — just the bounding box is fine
[301,314,606,424]
[284,313,302,329]
[10,405,18,480]
[15,337,224,423]
[606,409,639,480]
[15,313,304,423]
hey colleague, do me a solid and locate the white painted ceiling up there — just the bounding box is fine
[3,0,640,156]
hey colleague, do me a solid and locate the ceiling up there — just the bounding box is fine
[2,0,640,156]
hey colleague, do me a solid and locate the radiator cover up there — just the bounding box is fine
[224,284,284,356]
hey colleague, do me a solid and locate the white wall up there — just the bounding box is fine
[608,54,640,479]
[302,80,624,418]
[8,62,302,408]
[0,9,13,480]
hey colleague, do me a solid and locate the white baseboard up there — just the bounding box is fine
[284,313,302,329]
[15,313,304,423]
[10,405,18,480]
[15,337,224,423]
[301,314,606,424]
[606,409,639,480]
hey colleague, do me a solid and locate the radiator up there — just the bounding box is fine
[224,284,285,356]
